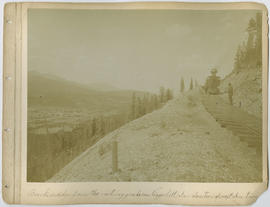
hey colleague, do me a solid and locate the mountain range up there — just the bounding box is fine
[28,71,145,112]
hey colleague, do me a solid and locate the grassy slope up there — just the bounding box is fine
[49,90,261,182]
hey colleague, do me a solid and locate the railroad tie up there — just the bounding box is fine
[202,95,262,155]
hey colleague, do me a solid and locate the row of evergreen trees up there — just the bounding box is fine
[83,87,174,140]
[180,77,198,93]
[82,112,128,141]
[233,13,262,72]
[130,87,173,120]
[84,77,200,140]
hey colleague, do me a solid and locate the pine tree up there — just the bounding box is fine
[100,116,105,136]
[190,78,194,90]
[166,88,172,101]
[154,94,158,109]
[233,45,242,72]
[246,18,257,66]
[91,118,96,136]
[142,95,147,115]
[131,92,136,119]
[159,86,165,103]
[152,94,156,111]
[145,93,150,113]
[137,97,142,117]
[180,77,185,93]
[240,41,247,68]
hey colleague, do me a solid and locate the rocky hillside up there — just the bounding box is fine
[219,68,262,118]
[49,90,261,183]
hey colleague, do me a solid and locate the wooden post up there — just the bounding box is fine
[46,125,49,134]
[112,140,118,173]
[46,118,49,134]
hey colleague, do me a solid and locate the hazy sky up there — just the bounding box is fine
[28,9,258,92]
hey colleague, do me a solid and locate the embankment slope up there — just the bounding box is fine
[49,90,261,182]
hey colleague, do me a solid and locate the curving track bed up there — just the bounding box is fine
[202,94,262,156]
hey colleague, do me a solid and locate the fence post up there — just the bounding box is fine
[112,140,118,173]
[46,125,49,134]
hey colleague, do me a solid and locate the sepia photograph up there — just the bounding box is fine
[27,8,263,183]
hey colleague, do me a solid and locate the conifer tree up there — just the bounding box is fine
[180,77,185,93]
[154,94,158,109]
[100,116,105,136]
[159,86,165,103]
[142,95,147,115]
[190,78,194,90]
[246,18,257,65]
[150,95,155,112]
[91,118,96,136]
[233,45,242,72]
[166,88,172,101]
[131,92,136,120]
[137,97,142,117]
[145,93,150,113]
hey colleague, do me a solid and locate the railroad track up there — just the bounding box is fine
[202,94,262,155]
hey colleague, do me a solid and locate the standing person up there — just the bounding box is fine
[228,83,233,105]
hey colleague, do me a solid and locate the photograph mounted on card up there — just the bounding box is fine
[2,2,268,205]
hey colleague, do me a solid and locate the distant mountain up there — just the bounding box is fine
[28,71,144,112]
[86,82,119,91]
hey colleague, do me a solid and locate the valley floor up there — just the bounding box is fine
[48,89,261,182]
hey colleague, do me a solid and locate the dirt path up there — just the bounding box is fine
[48,90,262,182]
